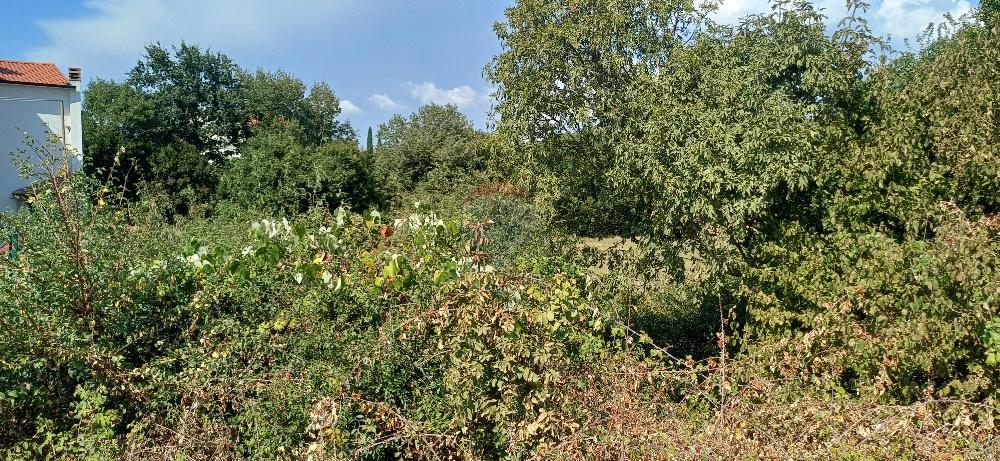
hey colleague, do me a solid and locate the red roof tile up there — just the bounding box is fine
[0,60,70,87]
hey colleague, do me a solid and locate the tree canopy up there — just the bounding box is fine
[83,42,365,216]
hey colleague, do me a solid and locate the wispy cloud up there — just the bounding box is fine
[340,99,363,114]
[407,82,484,109]
[876,0,972,40]
[709,0,973,44]
[25,0,353,79]
[368,94,404,111]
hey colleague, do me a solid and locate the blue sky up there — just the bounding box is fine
[0,0,978,134]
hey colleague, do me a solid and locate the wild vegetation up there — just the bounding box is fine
[2,0,1000,459]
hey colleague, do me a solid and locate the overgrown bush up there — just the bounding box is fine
[0,151,623,458]
[489,0,1000,405]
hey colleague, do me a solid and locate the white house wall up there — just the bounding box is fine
[0,82,82,209]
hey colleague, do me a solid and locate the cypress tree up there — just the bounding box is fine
[366,127,374,156]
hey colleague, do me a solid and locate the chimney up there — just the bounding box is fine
[68,67,82,82]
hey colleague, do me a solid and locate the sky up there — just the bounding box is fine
[0,0,979,134]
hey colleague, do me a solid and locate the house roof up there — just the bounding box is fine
[0,60,71,87]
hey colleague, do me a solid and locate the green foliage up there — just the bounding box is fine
[1,141,188,453]
[486,0,705,236]
[80,78,155,187]
[217,123,378,216]
[127,42,247,161]
[375,104,482,205]
[242,69,355,143]
[749,210,1000,401]
[82,43,367,217]
[4,386,123,460]
[146,140,217,217]
[986,317,1000,367]
[733,9,1000,402]
[465,194,553,271]
[489,0,1000,405]
[0,143,617,458]
[366,126,374,157]
[981,0,1000,26]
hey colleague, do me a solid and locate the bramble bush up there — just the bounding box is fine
[0,143,631,459]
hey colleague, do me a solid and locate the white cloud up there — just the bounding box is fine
[710,0,973,44]
[876,0,971,40]
[368,94,403,111]
[407,82,482,109]
[25,0,353,80]
[711,0,768,24]
[340,99,363,114]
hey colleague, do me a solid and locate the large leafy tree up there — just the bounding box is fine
[242,69,355,144]
[126,42,247,162]
[488,0,868,350]
[486,0,707,235]
[489,0,878,257]
[81,78,156,184]
[82,43,361,214]
[83,43,245,204]
[375,104,481,203]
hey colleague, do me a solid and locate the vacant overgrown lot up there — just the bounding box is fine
[4,0,1000,459]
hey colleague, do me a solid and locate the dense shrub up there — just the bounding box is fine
[0,158,620,458]
[217,123,378,216]
[464,193,551,271]
[489,0,1000,405]
[749,208,1000,401]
